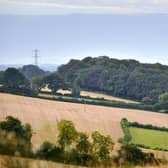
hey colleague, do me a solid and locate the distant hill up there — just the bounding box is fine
[0,64,22,71]
[57,56,168,103]
[0,64,57,72]
[19,65,47,80]
[39,64,58,72]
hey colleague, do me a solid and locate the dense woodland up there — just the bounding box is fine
[57,56,168,103]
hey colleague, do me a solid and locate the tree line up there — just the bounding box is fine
[1,65,168,112]
[2,56,168,105]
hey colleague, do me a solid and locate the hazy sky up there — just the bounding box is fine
[0,0,168,65]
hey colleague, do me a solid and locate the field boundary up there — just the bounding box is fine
[0,89,163,113]
[38,92,154,112]
[121,118,168,152]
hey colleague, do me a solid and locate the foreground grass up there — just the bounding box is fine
[0,155,167,168]
[130,127,168,150]
[0,155,85,168]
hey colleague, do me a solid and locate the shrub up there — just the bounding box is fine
[115,144,159,166]
[0,116,33,157]
[120,118,132,142]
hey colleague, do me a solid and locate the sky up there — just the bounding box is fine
[0,0,168,65]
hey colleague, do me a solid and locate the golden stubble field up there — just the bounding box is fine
[0,93,168,145]
[0,93,168,161]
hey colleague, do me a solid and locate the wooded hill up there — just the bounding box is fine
[19,65,47,80]
[57,56,168,103]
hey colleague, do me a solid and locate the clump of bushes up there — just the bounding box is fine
[36,120,114,167]
[0,116,33,157]
[114,144,160,166]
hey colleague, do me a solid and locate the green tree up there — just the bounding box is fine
[3,68,29,88]
[142,96,153,105]
[72,82,80,97]
[117,144,157,166]
[91,131,114,166]
[76,132,90,154]
[20,64,46,80]
[0,71,4,84]
[37,141,56,159]
[157,92,168,109]
[74,132,92,166]
[0,116,32,156]
[57,120,78,150]
[32,75,45,91]
[43,73,68,94]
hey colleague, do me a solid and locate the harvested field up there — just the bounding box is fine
[41,87,139,104]
[0,93,168,147]
[80,91,139,104]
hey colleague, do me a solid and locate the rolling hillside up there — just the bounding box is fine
[0,93,167,146]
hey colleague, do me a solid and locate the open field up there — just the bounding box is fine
[0,93,168,146]
[42,87,139,104]
[80,91,139,104]
[130,127,168,150]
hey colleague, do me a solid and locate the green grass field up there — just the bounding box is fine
[130,127,168,150]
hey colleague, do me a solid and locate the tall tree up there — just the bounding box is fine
[57,120,78,150]
[0,71,4,84]
[3,68,29,88]
[91,131,114,166]
[43,73,68,94]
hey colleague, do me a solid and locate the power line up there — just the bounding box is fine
[33,49,40,66]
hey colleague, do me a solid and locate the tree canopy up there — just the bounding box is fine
[57,120,78,150]
[19,65,47,80]
[57,56,168,103]
[0,71,4,84]
[3,68,29,88]
[34,73,68,94]
[0,116,32,156]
